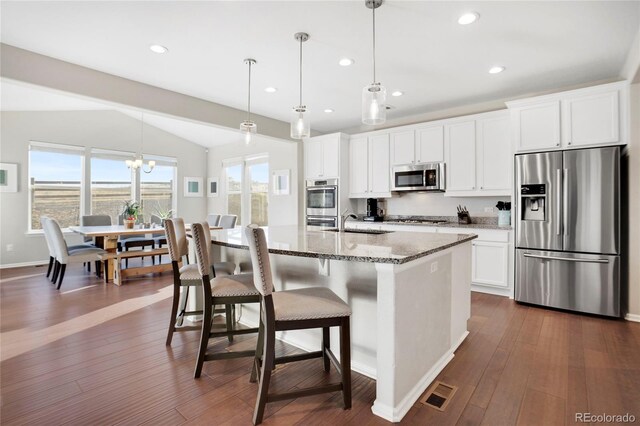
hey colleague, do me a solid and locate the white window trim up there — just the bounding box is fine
[222,154,269,226]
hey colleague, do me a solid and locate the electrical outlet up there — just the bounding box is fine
[430,261,438,273]
[6,244,14,252]
[484,207,494,213]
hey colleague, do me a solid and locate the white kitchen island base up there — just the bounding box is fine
[211,227,473,423]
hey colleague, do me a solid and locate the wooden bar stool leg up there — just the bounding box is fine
[194,296,212,379]
[250,319,265,383]
[225,304,234,343]
[340,317,352,409]
[166,282,181,346]
[253,324,275,425]
[322,327,331,372]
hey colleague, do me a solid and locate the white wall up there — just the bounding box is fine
[356,193,510,219]
[0,110,208,267]
[627,83,640,318]
[207,135,299,226]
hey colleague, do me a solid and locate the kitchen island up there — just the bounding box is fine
[209,226,477,422]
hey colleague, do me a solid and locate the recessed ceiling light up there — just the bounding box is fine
[264,87,277,93]
[149,44,169,54]
[339,58,354,67]
[458,12,479,25]
[489,66,505,74]
[324,109,334,113]
[391,91,404,97]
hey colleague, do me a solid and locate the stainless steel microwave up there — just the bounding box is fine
[391,162,445,192]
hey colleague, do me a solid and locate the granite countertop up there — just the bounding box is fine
[210,225,477,265]
[358,215,512,230]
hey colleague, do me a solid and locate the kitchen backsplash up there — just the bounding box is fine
[356,193,511,217]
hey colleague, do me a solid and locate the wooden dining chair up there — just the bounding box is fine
[245,225,352,425]
[191,222,261,379]
[164,218,237,346]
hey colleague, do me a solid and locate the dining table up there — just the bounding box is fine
[69,225,169,284]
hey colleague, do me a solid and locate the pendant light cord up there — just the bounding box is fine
[299,37,303,106]
[372,5,376,84]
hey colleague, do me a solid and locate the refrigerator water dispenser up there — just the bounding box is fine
[521,184,546,221]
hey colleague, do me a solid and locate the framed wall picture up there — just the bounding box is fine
[207,177,219,197]
[272,169,290,195]
[0,163,18,193]
[184,177,203,197]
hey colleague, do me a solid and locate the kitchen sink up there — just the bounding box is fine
[322,229,393,235]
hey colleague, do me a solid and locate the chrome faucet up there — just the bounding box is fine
[341,211,358,230]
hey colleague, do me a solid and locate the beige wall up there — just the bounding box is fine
[0,110,208,267]
[627,83,640,318]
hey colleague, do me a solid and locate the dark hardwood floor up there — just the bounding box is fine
[1,263,639,425]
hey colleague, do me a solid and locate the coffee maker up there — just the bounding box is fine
[364,198,384,222]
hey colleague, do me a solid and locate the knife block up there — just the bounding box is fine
[457,212,471,225]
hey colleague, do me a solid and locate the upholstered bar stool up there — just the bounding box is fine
[245,226,352,425]
[164,218,236,346]
[191,222,261,379]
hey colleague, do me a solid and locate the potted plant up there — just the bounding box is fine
[155,204,174,227]
[122,200,141,229]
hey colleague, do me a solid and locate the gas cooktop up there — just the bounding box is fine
[384,219,449,225]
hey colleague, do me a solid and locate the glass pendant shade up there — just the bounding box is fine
[290,106,310,139]
[240,120,257,145]
[362,83,387,125]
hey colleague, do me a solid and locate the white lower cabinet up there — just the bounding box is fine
[346,222,514,297]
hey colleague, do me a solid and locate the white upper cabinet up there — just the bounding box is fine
[390,126,444,166]
[507,81,629,153]
[304,134,343,179]
[417,126,444,163]
[390,130,415,166]
[445,120,476,192]
[477,115,511,192]
[563,90,619,147]
[349,136,369,197]
[349,134,391,198]
[369,134,391,196]
[511,101,561,152]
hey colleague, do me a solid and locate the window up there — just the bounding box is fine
[248,159,269,226]
[140,155,177,221]
[223,156,269,226]
[29,142,84,230]
[90,150,135,224]
[225,163,243,225]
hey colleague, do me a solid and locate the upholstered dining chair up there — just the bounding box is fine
[245,225,352,425]
[164,218,237,346]
[44,218,107,289]
[191,222,260,379]
[81,214,111,273]
[41,216,94,281]
[118,214,155,268]
[206,214,221,227]
[219,215,237,229]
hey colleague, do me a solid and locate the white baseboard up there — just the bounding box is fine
[471,285,513,299]
[0,260,48,269]
[625,313,640,322]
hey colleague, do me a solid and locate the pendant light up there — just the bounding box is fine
[240,58,257,145]
[291,32,310,139]
[126,112,155,173]
[362,0,386,125]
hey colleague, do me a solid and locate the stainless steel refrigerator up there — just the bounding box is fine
[515,146,620,317]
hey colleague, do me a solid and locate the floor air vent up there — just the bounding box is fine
[420,381,458,411]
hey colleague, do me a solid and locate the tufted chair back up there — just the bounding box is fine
[244,225,273,296]
[192,222,212,277]
[165,218,189,262]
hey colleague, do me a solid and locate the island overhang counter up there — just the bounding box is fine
[208,226,477,422]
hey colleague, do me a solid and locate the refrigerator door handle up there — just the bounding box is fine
[555,169,562,235]
[562,168,569,237]
[523,253,609,264]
